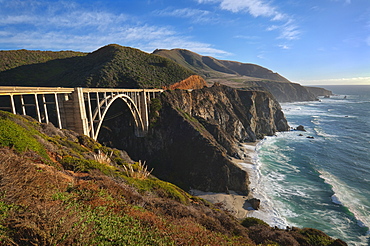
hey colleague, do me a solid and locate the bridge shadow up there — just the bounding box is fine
[97,98,138,151]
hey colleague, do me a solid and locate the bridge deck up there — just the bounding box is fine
[0,86,164,95]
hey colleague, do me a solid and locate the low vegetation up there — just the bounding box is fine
[0,44,195,88]
[0,49,86,72]
[0,111,346,245]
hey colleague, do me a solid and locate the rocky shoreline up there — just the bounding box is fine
[190,142,265,219]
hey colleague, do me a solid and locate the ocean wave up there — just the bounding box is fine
[319,170,370,234]
[313,126,339,139]
[238,143,289,229]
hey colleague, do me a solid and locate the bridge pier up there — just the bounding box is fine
[61,88,89,136]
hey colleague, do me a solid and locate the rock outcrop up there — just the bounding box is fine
[98,84,289,194]
[164,75,207,90]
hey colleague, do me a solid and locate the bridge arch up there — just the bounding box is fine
[90,94,145,140]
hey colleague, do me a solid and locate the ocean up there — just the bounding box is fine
[246,85,370,245]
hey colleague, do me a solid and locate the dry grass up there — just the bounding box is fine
[122,160,153,180]
[93,150,113,165]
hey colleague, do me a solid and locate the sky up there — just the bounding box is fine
[0,0,369,85]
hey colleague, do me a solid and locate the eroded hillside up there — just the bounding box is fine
[153,48,332,102]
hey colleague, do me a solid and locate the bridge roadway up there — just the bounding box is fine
[0,86,163,139]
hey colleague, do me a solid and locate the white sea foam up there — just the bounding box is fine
[319,170,370,236]
[314,126,339,139]
[331,194,343,205]
[238,141,289,229]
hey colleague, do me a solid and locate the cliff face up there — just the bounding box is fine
[98,84,289,194]
[242,81,319,102]
[305,86,332,97]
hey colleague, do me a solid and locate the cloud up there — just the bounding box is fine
[197,0,285,21]
[153,7,215,23]
[145,36,232,57]
[302,77,370,85]
[196,0,300,40]
[330,0,351,5]
[278,21,300,40]
[0,0,230,57]
[0,2,128,30]
[278,44,290,50]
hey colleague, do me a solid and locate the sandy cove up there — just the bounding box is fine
[191,142,259,220]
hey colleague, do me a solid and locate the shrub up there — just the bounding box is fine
[60,156,116,175]
[241,217,269,228]
[124,176,190,205]
[0,112,48,159]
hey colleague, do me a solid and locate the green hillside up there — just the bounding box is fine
[0,49,86,72]
[0,44,195,88]
[152,48,290,82]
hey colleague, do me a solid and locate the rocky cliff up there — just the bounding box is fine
[305,86,333,97]
[241,80,319,102]
[98,84,289,194]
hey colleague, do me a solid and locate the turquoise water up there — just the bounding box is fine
[257,85,370,245]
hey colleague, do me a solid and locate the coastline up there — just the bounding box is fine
[190,142,258,220]
[192,140,289,227]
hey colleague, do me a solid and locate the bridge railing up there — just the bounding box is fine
[0,86,75,95]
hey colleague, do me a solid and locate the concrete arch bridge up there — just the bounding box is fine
[0,86,163,140]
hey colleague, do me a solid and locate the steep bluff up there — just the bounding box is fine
[305,86,333,97]
[241,80,318,102]
[98,84,289,194]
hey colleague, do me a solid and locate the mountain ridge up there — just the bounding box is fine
[0,44,196,88]
[153,48,290,82]
[153,48,332,102]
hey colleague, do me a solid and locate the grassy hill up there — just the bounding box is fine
[152,48,290,82]
[0,44,195,88]
[0,111,346,245]
[0,49,86,73]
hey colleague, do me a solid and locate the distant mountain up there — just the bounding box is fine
[0,44,195,88]
[153,48,332,102]
[153,48,289,82]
